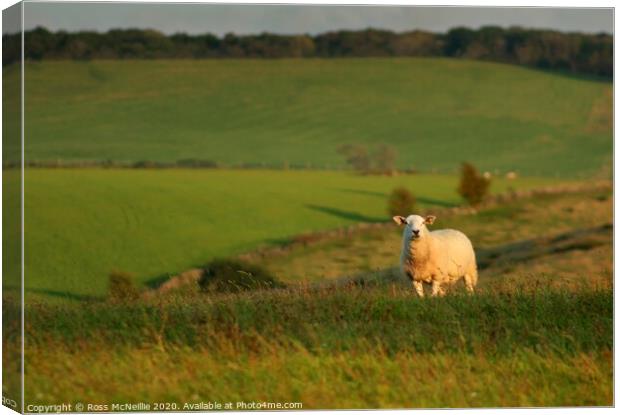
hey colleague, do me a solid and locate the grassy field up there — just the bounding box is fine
[249,189,612,283]
[1,56,612,409]
[5,279,612,408]
[2,58,612,177]
[3,168,557,300]
[2,187,612,409]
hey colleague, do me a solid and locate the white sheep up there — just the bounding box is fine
[393,214,478,297]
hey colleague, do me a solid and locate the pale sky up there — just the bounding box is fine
[3,3,614,35]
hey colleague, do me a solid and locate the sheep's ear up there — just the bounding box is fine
[392,216,407,226]
[425,215,436,225]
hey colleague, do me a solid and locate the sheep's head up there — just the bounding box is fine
[392,214,436,240]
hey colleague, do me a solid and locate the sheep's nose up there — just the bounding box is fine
[412,230,420,236]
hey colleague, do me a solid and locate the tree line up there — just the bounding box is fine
[3,25,612,77]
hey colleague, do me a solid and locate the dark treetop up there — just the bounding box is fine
[3,26,612,78]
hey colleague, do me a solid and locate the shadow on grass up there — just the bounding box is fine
[337,188,387,198]
[306,204,385,223]
[262,236,297,246]
[476,223,612,270]
[25,288,101,302]
[530,66,612,84]
[417,197,458,208]
[337,188,458,208]
[145,273,175,290]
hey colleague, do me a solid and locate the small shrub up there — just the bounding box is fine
[176,158,218,168]
[458,162,491,206]
[387,187,416,217]
[132,160,159,168]
[199,259,283,293]
[108,270,140,302]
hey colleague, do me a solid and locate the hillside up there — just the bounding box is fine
[5,169,555,299]
[245,187,612,286]
[5,58,612,177]
[3,185,611,408]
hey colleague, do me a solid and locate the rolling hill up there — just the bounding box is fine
[4,58,612,177]
[3,169,555,299]
[1,56,612,409]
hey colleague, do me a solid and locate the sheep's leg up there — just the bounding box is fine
[431,281,445,297]
[413,281,425,297]
[464,274,476,294]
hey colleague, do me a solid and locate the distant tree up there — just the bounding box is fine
[338,144,371,173]
[4,26,612,78]
[176,159,218,168]
[24,26,54,60]
[390,30,441,56]
[387,187,416,217]
[67,39,92,60]
[444,27,477,56]
[458,162,491,206]
[289,35,315,57]
[2,33,21,66]
[373,144,397,175]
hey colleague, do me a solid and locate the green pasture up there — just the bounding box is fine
[4,168,557,299]
[0,55,613,411]
[2,58,612,177]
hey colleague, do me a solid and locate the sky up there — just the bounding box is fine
[3,3,614,36]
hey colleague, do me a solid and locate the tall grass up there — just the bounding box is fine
[13,284,612,407]
[19,286,611,353]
